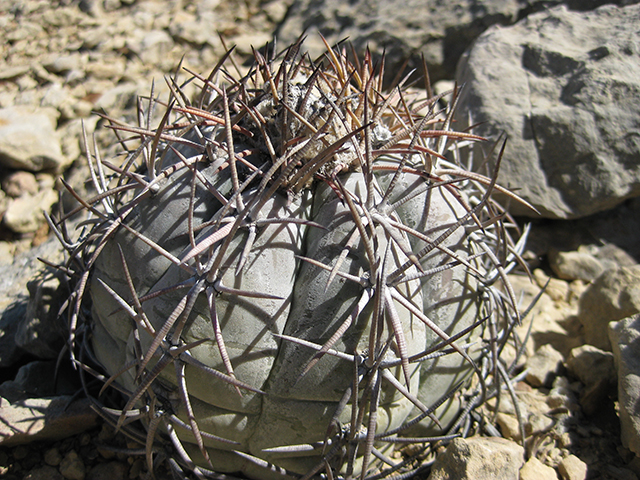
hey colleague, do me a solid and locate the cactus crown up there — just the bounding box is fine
[51,37,533,480]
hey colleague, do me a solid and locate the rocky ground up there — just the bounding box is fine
[1,1,640,479]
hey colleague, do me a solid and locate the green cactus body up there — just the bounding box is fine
[57,40,528,479]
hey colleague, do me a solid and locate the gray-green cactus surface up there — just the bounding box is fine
[52,39,532,480]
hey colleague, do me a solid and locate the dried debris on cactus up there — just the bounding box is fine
[49,37,536,480]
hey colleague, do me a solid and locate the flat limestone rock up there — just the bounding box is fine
[0,396,99,447]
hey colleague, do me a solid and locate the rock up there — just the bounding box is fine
[609,314,640,457]
[3,187,58,234]
[42,54,84,75]
[24,465,65,480]
[489,387,557,443]
[126,29,175,68]
[547,376,580,413]
[0,396,99,447]
[0,361,59,401]
[456,4,640,219]
[578,265,640,351]
[16,270,67,359]
[608,466,640,480]
[558,454,588,480]
[549,249,605,282]
[44,447,62,466]
[533,268,570,302]
[525,343,564,388]
[93,82,140,112]
[583,198,640,264]
[523,199,640,271]
[495,412,521,441]
[519,457,557,480]
[40,83,90,121]
[1,171,39,198]
[0,305,27,369]
[489,387,556,443]
[59,450,85,480]
[277,0,523,83]
[508,272,583,358]
[0,240,13,265]
[427,436,524,480]
[0,107,68,172]
[230,32,275,55]
[566,345,616,416]
[0,65,31,81]
[86,461,128,480]
[0,236,66,367]
[168,10,218,46]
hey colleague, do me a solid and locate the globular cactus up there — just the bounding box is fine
[52,38,533,479]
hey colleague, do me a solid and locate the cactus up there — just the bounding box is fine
[52,38,532,479]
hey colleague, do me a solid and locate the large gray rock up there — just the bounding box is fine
[456,4,640,219]
[609,314,640,458]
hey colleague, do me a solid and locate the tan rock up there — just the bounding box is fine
[509,273,581,357]
[0,106,68,172]
[579,266,640,351]
[534,268,570,302]
[428,436,524,480]
[525,344,564,388]
[1,171,39,197]
[496,412,522,441]
[558,454,587,480]
[549,248,604,282]
[3,188,58,233]
[520,457,557,480]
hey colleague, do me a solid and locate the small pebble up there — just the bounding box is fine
[44,448,62,466]
[59,450,85,480]
[79,433,92,447]
[13,445,30,460]
[128,458,145,479]
[24,465,64,480]
[86,461,127,480]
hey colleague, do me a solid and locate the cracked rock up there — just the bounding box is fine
[456,4,640,219]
